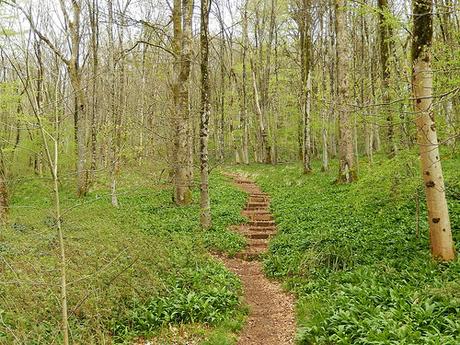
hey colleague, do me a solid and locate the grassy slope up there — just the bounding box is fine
[233,152,460,345]
[0,169,247,344]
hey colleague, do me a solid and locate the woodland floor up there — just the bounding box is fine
[216,174,296,345]
[2,154,459,344]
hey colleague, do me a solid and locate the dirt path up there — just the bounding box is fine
[219,174,296,345]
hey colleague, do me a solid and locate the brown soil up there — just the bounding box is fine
[218,173,296,345]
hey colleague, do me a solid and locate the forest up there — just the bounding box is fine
[0,0,459,344]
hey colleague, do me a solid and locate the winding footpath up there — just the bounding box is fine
[220,174,295,345]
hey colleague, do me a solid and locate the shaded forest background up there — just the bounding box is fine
[0,0,457,197]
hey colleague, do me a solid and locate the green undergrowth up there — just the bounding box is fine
[232,151,460,345]
[0,168,247,344]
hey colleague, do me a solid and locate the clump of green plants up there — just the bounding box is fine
[0,168,246,344]
[111,262,241,340]
[120,173,247,255]
[234,152,460,345]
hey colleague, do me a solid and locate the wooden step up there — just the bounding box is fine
[245,208,268,213]
[249,194,270,201]
[248,226,276,232]
[242,211,273,221]
[248,200,269,205]
[249,196,269,203]
[246,208,268,212]
[245,204,269,211]
[249,220,275,227]
[253,214,272,220]
[246,203,268,209]
[246,232,276,240]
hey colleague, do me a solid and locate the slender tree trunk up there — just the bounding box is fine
[67,1,87,197]
[412,0,455,261]
[303,73,312,173]
[378,0,397,157]
[361,13,373,163]
[88,0,99,189]
[261,0,276,165]
[218,24,225,162]
[51,120,68,345]
[327,0,336,162]
[139,44,147,162]
[241,2,250,164]
[32,71,69,345]
[272,28,280,165]
[368,45,381,153]
[297,0,312,174]
[200,0,211,229]
[298,116,303,161]
[107,1,120,207]
[336,0,355,183]
[34,41,45,177]
[319,4,329,172]
[69,69,87,197]
[251,59,269,163]
[321,125,329,171]
[187,98,194,186]
[0,150,8,224]
[172,0,193,205]
[444,99,455,146]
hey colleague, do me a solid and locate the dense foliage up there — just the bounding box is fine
[234,152,460,344]
[0,171,247,344]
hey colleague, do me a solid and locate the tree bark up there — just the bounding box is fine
[88,0,99,190]
[412,0,455,261]
[218,21,226,162]
[297,0,312,174]
[107,1,120,207]
[242,2,250,164]
[0,150,8,224]
[251,59,269,163]
[336,0,356,183]
[200,0,211,229]
[66,0,88,197]
[172,0,193,205]
[378,0,397,157]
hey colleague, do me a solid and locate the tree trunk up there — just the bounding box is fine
[67,1,87,197]
[412,0,455,261]
[88,0,99,190]
[107,1,120,207]
[378,0,397,157]
[0,150,8,224]
[251,59,269,163]
[303,73,312,173]
[69,69,87,197]
[172,0,193,205]
[336,0,356,183]
[444,99,455,147]
[218,25,226,162]
[242,1,250,164]
[297,0,312,174]
[200,0,211,229]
